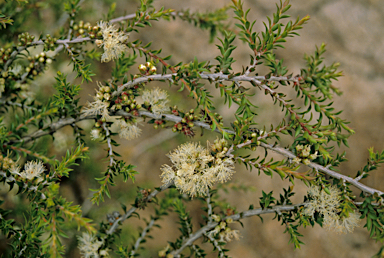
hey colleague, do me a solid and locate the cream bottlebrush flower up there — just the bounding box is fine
[301,145,311,157]
[208,217,241,243]
[8,165,20,176]
[10,160,45,181]
[142,88,169,115]
[83,82,111,120]
[97,21,128,62]
[161,142,214,197]
[209,157,235,183]
[323,210,361,234]
[84,99,110,120]
[218,228,241,243]
[9,64,23,76]
[116,119,142,140]
[77,232,108,258]
[338,211,361,233]
[160,142,235,197]
[292,157,301,165]
[304,185,361,234]
[0,152,15,170]
[90,129,102,141]
[304,185,340,218]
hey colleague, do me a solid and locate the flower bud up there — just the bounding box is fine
[103,93,110,100]
[226,218,233,224]
[150,66,157,73]
[95,40,103,47]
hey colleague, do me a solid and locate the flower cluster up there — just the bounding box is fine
[138,62,157,75]
[116,118,142,140]
[208,216,241,243]
[158,244,172,258]
[72,20,99,38]
[0,152,15,171]
[77,232,109,258]
[114,90,141,113]
[9,160,46,182]
[142,87,169,116]
[160,138,235,197]
[293,144,317,165]
[96,21,128,62]
[83,82,112,120]
[303,185,361,234]
[106,211,121,225]
[90,128,102,141]
[171,108,198,137]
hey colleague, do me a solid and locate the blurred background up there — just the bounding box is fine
[1,0,384,257]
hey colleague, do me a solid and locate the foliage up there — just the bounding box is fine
[0,0,383,257]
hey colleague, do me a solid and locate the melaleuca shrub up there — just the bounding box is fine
[0,0,384,257]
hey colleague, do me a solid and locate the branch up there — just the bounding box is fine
[7,106,384,197]
[205,233,225,258]
[106,181,173,235]
[1,12,138,72]
[170,203,303,256]
[6,114,97,146]
[259,142,384,196]
[129,218,156,257]
[112,72,299,98]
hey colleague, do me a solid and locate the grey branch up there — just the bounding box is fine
[112,72,299,98]
[129,218,156,257]
[106,181,173,235]
[170,204,303,257]
[7,104,384,197]
[6,114,97,146]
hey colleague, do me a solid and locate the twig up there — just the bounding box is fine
[170,203,303,256]
[129,218,156,257]
[112,72,299,98]
[106,181,173,235]
[206,190,213,223]
[205,233,225,258]
[7,107,384,197]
